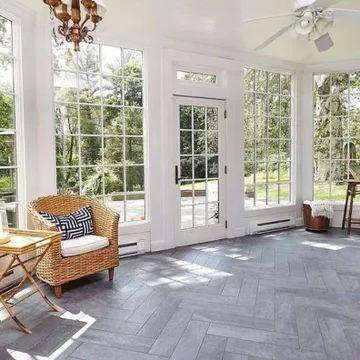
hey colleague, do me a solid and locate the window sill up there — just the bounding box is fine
[245,203,296,212]
[119,221,150,235]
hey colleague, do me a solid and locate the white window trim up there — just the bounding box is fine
[0,9,26,228]
[52,41,149,225]
[244,67,296,210]
[175,64,221,88]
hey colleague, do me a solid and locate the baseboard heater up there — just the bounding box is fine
[118,240,146,258]
[250,218,295,235]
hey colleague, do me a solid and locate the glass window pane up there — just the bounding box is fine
[194,204,206,227]
[208,180,219,203]
[53,41,76,71]
[194,131,206,155]
[194,107,206,130]
[0,168,16,199]
[207,131,218,155]
[194,180,206,204]
[0,54,13,92]
[180,156,192,179]
[105,194,124,222]
[57,167,79,194]
[180,131,192,155]
[55,103,78,135]
[207,156,218,178]
[104,166,124,194]
[0,133,16,166]
[194,156,206,179]
[207,107,218,130]
[279,184,291,204]
[126,166,144,192]
[0,17,13,51]
[123,49,143,78]
[244,68,255,92]
[103,76,122,106]
[56,136,79,166]
[181,206,193,229]
[104,106,123,135]
[54,71,78,103]
[81,166,103,195]
[126,193,145,222]
[180,105,192,129]
[124,79,143,106]
[80,136,102,165]
[126,137,144,164]
[79,74,101,104]
[0,93,15,129]
[208,202,219,225]
[125,107,143,135]
[104,137,123,165]
[181,181,193,207]
[102,45,122,76]
[78,44,100,73]
[267,183,279,205]
[80,105,101,134]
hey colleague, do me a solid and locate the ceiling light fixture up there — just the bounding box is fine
[42,0,106,51]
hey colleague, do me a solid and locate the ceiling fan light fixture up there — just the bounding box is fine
[315,16,334,34]
[294,11,314,35]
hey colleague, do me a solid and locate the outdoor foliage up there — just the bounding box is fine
[314,72,360,201]
[244,68,292,207]
[54,42,145,221]
[0,16,18,226]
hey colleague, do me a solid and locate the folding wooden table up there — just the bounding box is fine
[0,229,62,334]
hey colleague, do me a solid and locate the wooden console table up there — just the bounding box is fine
[342,180,360,234]
[0,229,62,334]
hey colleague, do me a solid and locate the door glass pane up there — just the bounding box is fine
[179,103,220,229]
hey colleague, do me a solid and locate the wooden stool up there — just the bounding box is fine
[342,180,360,234]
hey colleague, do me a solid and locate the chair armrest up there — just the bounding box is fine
[90,201,120,248]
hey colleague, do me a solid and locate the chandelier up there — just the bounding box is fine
[42,0,106,51]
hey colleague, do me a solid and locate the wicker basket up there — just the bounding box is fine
[303,204,330,232]
[28,195,120,297]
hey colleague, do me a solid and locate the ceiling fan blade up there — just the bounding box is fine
[312,0,341,10]
[314,32,334,52]
[255,23,295,51]
[243,13,293,23]
[331,8,360,21]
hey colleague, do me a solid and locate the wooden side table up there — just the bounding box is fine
[0,229,62,334]
[342,180,360,234]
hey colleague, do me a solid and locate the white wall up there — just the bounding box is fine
[3,0,352,255]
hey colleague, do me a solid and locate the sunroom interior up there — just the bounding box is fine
[0,0,360,359]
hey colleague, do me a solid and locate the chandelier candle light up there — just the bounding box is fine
[42,0,106,51]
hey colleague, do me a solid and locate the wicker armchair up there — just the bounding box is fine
[28,195,120,298]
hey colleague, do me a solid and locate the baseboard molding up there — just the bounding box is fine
[227,226,247,238]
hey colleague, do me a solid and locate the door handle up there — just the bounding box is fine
[175,165,184,185]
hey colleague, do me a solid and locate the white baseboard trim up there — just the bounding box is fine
[227,226,247,238]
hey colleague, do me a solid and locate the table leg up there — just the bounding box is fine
[0,296,32,335]
[342,183,350,229]
[15,254,62,313]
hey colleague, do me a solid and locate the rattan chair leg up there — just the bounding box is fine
[108,268,114,281]
[54,286,62,298]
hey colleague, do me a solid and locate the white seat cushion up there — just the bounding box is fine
[61,235,109,257]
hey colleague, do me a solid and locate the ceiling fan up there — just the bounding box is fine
[244,0,360,52]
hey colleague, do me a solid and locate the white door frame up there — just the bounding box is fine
[173,96,227,247]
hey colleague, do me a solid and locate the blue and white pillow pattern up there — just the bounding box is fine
[40,205,94,240]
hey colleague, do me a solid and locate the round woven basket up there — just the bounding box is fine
[303,204,330,232]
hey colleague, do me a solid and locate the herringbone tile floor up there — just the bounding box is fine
[2,228,360,359]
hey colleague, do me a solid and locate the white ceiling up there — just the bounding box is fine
[16,0,360,64]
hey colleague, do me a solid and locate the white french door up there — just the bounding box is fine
[174,97,227,247]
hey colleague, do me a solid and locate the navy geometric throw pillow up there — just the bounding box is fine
[40,205,94,240]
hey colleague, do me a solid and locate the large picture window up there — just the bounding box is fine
[244,68,292,208]
[314,72,360,201]
[0,15,19,226]
[53,42,145,222]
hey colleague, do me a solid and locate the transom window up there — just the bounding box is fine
[314,72,360,201]
[176,70,217,84]
[53,41,145,223]
[0,15,19,227]
[244,68,293,208]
